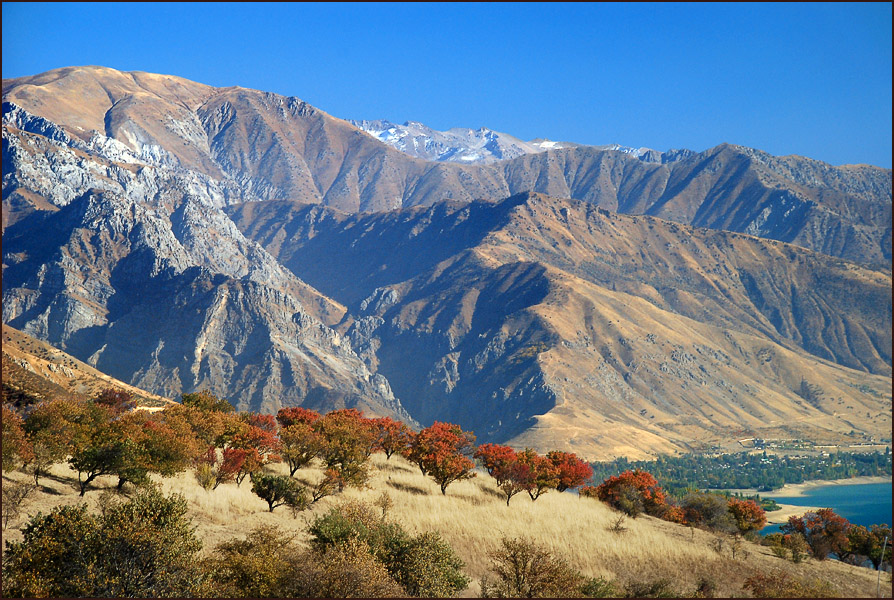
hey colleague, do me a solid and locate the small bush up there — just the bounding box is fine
[480,537,584,598]
[290,540,406,598]
[693,576,717,598]
[2,480,35,529]
[743,570,838,598]
[203,525,301,597]
[309,500,468,597]
[392,531,469,598]
[251,473,308,513]
[581,576,620,598]
[623,577,679,598]
[785,533,809,564]
[608,515,628,534]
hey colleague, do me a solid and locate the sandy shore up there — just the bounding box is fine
[716,475,892,498]
[758,475,892,498]
[764,503,823,524]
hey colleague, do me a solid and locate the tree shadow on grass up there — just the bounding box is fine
[386,480,429,495]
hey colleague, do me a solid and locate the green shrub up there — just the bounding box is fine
[390,530,469,597]
[310,500,468,597]
[581,576,620,597]
[203,525,301,597]
[251,473,308,512]
[2,486,204,598]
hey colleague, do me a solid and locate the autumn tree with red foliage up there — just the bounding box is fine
[93,388,136,413]
[516,449,559,501]
[276,407,321,429]
[243,413,278,434]
[496,460,536,506]
[782,508,852,560]
[230,419,282,485]
[196,446,247,490]
[594,470,668,518]
[727,497,767,533]
[474,443,517,477]
[408,422,476,494]
[370,417,413,459]
[546,451,592,492]
[313,409,377,489]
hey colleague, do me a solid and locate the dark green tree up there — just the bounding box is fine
[251,473,309,512]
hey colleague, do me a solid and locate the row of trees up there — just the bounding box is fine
[474,444,593,505]
[773,510,892,568]
[2,389,597,510]
[580,470,768,535]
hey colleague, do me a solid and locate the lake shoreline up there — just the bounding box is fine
[765,502,823,525]
[713,475,892,498]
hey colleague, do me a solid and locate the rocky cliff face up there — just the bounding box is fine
[2,66,890,457]
[1,104,410,420]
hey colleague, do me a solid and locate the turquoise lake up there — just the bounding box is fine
[761,481,892,534]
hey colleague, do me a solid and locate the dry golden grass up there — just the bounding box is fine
[3,455,889,598]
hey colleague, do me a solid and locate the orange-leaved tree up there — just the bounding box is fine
[474,443,517,477]
[230,416,282,485]
[279,422,324,476]
[408,422,476,495]
[546,451,592,492]
[782,508,851,560]
[2,405,32,472]
[276,406,321,429]
[516,448,559,501]
[313,409,377,490]
[727,497,767,533]
[593,470,667,518]
[370,417,413,459]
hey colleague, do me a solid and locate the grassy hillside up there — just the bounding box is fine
[3,453,888,597]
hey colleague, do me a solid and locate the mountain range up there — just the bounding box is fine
[2,66,890,459]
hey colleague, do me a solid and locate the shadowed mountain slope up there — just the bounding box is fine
[228,192,891,459]
[2,66,890,457]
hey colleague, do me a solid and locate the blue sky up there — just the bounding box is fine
[2,2,891,167]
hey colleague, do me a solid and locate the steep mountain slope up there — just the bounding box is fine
[227,193,891,459]
[1,187,409,419]
[4,66,890,265]
[2,323,172,408]
[2,66,890,458]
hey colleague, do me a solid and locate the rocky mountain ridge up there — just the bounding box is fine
[2,65,890,458]
[348,118,693,166]
[4,66,890,264]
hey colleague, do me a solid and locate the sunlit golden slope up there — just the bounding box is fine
[2,323,173,407]
[2,453,886,598]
